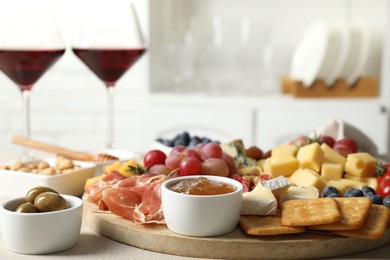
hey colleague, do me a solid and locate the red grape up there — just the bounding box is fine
[292,135,309,147]
[200,142,223,161]
[334,138,358,153]
[148,164,170,175]
[179,157,202,176]
[171,145,186,154]
[182,148,201,161]
[165,152,185,170]
[318,135,335,148]
[194,143,206,153]
[143,150,167,168]
[333,144,353,157]
[201,158,229,177]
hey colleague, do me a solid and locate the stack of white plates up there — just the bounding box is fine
[289,20,370,87]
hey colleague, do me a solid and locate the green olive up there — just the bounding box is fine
[15,202,38,213]
[25,186,58,204]
[34,192,68,212]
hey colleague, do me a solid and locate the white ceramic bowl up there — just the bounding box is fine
[161,175,243,237]
[0,158,96,198]
[0,194,83,254]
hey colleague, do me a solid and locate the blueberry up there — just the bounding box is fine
[362,186,376,196]
[366,194,383,205]
[383,196,390,208]
[327,193,340,198]
[188,136,201,147]
[178,132,190,144]
[322,186,339,197]
[161,139,174,147]
[201,137,212,144]
[344,188,364,197]
[173,137,187,146]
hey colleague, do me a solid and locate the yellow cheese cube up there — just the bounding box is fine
[289,168,328,192]
[105,161,123,172]
[320,143,346,167]
[328,179,367,195]
[296,143,324,172]
[345,153,378,177]
[263,155,299,178]
[119,159,140,177]
[272,144,298,157]
[321,163,343,181]
[344,174,378,190]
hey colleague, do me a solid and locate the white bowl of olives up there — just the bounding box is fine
[0,187,83,254]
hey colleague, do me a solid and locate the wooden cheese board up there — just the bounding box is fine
[83,199,390,259]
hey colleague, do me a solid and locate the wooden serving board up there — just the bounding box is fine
[83,199,390,259]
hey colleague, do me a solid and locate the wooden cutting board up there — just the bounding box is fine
[83,199,390,259]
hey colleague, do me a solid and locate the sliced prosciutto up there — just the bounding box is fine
[85,171,127,203]
[101,173,168,224]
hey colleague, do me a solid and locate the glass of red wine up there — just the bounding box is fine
[72,1,146,149]
[0,1,65,160]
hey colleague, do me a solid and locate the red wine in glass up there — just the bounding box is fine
[72,48,146,87]
[0,49,65,91]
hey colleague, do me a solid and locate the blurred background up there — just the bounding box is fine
[0,0,389,155]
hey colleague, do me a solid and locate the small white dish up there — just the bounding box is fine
[0,195,82,254]
[289,20,328,87]
[0,158,96,198]
[161,175,243,237]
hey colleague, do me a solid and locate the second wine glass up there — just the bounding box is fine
[72,1,146,149]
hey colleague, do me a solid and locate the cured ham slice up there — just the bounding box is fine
[102,173,168,224]
[86,171,127,202]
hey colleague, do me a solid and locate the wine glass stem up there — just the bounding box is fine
[21,90,31,139]
[106,86,115,149]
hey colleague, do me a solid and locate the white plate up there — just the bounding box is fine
[289,20,328,87]
[344,21,370,86]
[319,22,350,86]
[0,158,96,198]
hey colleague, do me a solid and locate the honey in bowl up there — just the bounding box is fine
[168,176,237,195]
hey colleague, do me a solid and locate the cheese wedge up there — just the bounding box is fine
[261,176,291,196]
[279,186,319,205]
[241,183,277,216]
[344,153,378,177]
[296,143,324,172]
[289,168,328,192]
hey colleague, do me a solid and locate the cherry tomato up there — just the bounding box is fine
[143,150,167,168]
[377,178,390,199]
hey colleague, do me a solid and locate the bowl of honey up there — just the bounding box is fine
[161,175,243,237]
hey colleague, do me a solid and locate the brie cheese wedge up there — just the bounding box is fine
[240,183,277,216]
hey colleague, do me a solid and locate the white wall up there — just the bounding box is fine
[0,0,388,156]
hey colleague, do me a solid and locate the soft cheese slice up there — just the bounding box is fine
[263,155,299,178]
[279,186,319,205]
[321,143,346,167]
[328,179,367,195]
[289,168,328,192]
[261,176,291,196]
[241,184,277,216]
[345,153,378,177]
[272,144,298,157]
[321,163,343,181]
[296,143,324,172]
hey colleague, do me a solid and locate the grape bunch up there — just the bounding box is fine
[143,143,235,177]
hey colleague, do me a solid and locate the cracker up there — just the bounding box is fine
[281,198,341,226]
[331,205,390,239]
[308,197,372,230]
[239,215,305,235]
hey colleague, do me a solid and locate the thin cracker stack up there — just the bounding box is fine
[331,205,390,239]
[281,198,341,226]
[307,197,372,231]
[239,215,305,236]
